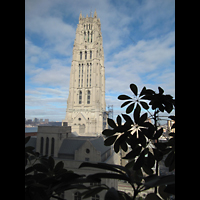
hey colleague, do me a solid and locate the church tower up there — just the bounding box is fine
[62,11,108,136]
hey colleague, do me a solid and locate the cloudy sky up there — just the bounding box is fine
[25,0,175,122]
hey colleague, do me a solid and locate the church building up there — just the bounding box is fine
[62,10,108,136]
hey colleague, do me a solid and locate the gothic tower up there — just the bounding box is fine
[62,11,108,136]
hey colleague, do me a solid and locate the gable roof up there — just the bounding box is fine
[58,136,110,157]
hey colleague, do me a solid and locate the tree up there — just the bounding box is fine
[25,83,175,200]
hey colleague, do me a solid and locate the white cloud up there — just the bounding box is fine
[25,0,175,121]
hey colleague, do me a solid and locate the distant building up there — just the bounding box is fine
[26,125,119,200]
[44,119,49,124]
[62,10,108,136]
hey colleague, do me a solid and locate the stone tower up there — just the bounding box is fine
[62,11,108,136]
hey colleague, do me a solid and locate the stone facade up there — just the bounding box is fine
[27,125,120,200]
[62,11,108,136]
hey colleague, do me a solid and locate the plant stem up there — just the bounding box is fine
[154,109,159,194]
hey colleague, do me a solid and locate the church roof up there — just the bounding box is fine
[58,136,110,157]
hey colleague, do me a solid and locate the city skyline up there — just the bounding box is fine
[25,0,175,122]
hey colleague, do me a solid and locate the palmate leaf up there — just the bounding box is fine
[126,103,135,114]
[130,83,138,96]
[118,95,132,100]
[104,135,118,146]
[121,100,133,108]
[107,118,116,128]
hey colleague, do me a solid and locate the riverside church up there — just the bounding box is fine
[62,10,108,136]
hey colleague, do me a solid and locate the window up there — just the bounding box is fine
[80,51,82,60]
[79,91,82,104]
[85,51,87,60]
[45,137,49,156]
[40,137,44,155]
[90,50,92,59]
[51,138,55,157]
[86,148,90,154]
[84,31,86,40]
[87,90,90,104]
[85,158,89,162]
[74,192,81,200]
[88,31,89,42]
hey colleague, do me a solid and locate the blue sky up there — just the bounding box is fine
[25,0,175,122]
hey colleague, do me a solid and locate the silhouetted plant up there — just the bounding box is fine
[25,83,175,200]
[79,83,175,200]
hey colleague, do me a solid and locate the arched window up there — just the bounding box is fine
[88,31,90,42]
[79,91,82,104]
[40,137,44,155]
[90,50,92,59]
[80,51,82,60]
[45,137,49,156]
[74,192,81,200]
[51,138,55,157]
[91,31,93,42]
[87,90,90,104]
[84,31,86,40]
[92,194,100,200]
[85,51,87,60]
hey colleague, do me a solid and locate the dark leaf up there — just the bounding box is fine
[158,185,170,200]
[133,148,148,170]
[138,113,147,124]
[105,187,120,200]
[25,146,35,154]
[146,152,155,168]
[121,100,133,108]
[79,162,127,176]
[122,146,142,159]
[154,143,167,151]
[165,151,174,167]
[140,101,149,110]
[54,161,64,174]
[158,86,164,95]
[130,83,138,96]
[145,193,162,200]
[168,116,175,121]
[102,129,116,137]
[107,118,116,128]
[139,86,147,97]
[114,138,120,153]
[153,148,163,162]
[122,114,134,126]
[87,173,131,182]
[164,184,175,195]
[153,128,163,139]
[169,155,175,172]
[25,136,31,144]
[126,103,135,114]
[118,95,132,100]
[116,115,122,126]
[82,187,107,199]
[104,135,118,146]
[142,164,153,175]
[33,163,49,173]
[133,104,141,124]
[120,141,128,152]
[25,166,35,174]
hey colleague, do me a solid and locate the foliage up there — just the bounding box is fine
[25,83,175,200]
[25,137,106,200]
[79,83,175,200]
